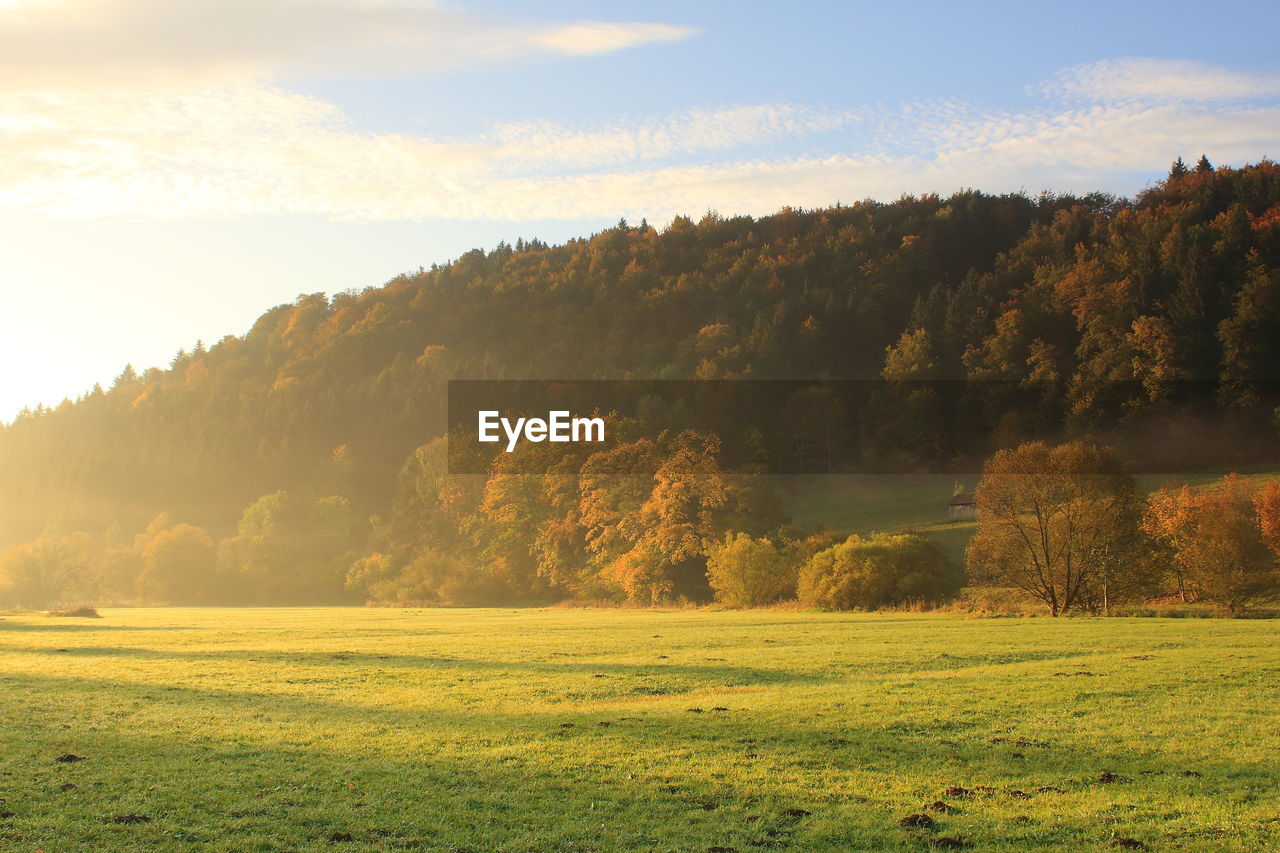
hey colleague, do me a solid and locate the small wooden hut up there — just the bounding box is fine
[947,492,977,522]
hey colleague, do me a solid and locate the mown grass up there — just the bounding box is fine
[1,608,1277,851]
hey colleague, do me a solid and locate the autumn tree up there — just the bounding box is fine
[1144,474,1280,613]
[0,538,76,608]
[966,441,1149,615]
[577,431,727,603]
[1256,481,1280,555]
[135,515,218,604]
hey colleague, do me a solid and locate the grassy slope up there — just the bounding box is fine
[776,470,1280,567]
[776,474,980,566]
[2,607,1278,851]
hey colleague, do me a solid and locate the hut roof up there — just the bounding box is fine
[948,492,976,506]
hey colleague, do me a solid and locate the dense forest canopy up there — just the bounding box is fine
[2,158,1279,606]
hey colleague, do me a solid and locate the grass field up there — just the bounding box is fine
[2,608,1278,851]
[775,470,1280,568]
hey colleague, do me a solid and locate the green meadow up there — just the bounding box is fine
[2,608,1278,852]
[775,470,1280,569]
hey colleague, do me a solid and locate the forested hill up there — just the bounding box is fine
[2,158,1279,555]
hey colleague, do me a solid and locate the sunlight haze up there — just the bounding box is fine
[1,0,1278,420]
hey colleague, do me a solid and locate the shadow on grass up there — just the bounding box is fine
[2,666,1274,852]
[0,622,195,633]
[0,645,823,689]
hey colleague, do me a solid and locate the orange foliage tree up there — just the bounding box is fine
[1143,475,1280,613]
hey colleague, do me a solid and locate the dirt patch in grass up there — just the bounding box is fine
[898,813,936,829]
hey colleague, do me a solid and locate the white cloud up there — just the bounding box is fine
[1044,58,1280,104]
[528,22,694,56]
[0,0,699,89]
[0,57,1277,223]
[491,104,860,170]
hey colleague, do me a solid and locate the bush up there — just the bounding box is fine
[705,533,795,607]
[48,604,101,618]
[944,587,1043,618]
[798,533,962,611]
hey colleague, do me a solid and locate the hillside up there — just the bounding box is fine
[2,158,1280,605]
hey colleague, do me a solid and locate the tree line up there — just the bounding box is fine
[2,158,1280,609]
[5,431,1279,615]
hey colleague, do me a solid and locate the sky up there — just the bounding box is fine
[1,0,1279,422]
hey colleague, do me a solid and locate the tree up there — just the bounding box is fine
[135,517,217,603]
[578,431,727,603]
[0,538,75,608]
[706,532,794,607]
[882,327,936,379]
[798,532,959,610]
[1144,475,1280,613]
[966,441,1149,616]
[1256,481,1280,555]
[782,386,850,473]
[1218,259,1280,406]
[219,490,357,604]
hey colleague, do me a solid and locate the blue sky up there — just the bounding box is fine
[2,0,1279,421]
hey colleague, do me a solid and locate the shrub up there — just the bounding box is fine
[798,533,962,610]
[945,587,1043,618]
[48,604,101,618]
[705,532,795,608]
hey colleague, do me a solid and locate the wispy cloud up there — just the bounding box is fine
[491,104,861,171]
[0,57,1277,222]
[528,22,694,57]
[1043,58,1280,104]
[0,0,698,89]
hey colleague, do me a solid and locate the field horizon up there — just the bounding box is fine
[3,607,1277,851]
